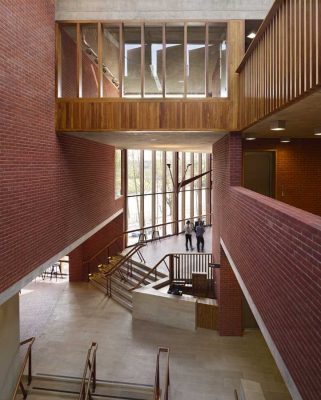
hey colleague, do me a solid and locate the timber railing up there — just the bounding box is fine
[84,214,211,273]
[79,342,98,400]
[154,347,170,400]
[237,0,321,129]
[11,337,35,399]
[83,233,125,275]
[104,242,146,296]
[130,252,213,294]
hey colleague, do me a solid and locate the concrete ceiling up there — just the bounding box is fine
[243,90,321,139]
[67,130,227,152]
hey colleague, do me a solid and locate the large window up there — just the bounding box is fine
[102,24,121,97]
[126,150,211,245]
[123,25,142,97]
[57,21,228,99]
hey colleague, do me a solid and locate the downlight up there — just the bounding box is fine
[270,120,286,131]
[247,32,256,39]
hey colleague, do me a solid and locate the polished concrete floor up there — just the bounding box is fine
[129,230,212,274]
[20,278,292,400]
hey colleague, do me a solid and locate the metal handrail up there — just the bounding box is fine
[129,254,169,291]
[79,342,98,400]
[11,337,35,399]
[154,347,170,400]
[83,213,212,266]
[103,243,146,296]
[104,243,146,278]
[130,252,212,291]
[84,233,124,265]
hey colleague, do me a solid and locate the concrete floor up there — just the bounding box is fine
[129,230,212,275]
[20,278,292,400]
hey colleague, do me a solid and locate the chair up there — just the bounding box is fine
[151,229,160,242]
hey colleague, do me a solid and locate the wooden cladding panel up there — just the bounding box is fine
[238,0,321,129]
[196,301,218,330]
[56,99,234,131]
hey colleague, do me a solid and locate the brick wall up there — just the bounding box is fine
[69,213,124,281]
[213,134,321,399]
[244,138,321,216]
[0,1,123,295]
[217,245,243,336]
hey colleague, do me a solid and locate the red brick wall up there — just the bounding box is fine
[217,245,243,336]
[213,134,321,399]
[244,138,321,216]
[69,213,124,281]
[0,1,123,295]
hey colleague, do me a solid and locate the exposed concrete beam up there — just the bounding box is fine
[55,0,274,21]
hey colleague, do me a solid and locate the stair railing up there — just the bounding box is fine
[130,252,212,293]
[104,242,146,296]
[83,233,125,275]
[79,342,98,400]
[154,347,170,400]
[130,254,170,291]
[11,337,35,399]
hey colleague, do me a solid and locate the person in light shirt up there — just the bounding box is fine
[184,220,194,251]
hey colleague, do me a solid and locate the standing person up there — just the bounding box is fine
[184,220,194,251]
[196,221,205,252]
[194,217,202,232]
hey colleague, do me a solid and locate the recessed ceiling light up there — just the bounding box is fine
[314,127,321,136]
[270,120,286,131]
[245,136,256,141]
[280,138,291,143]
[247,32,256,39]
[150,138,158,142]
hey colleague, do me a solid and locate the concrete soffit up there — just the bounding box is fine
[55,0,274,21]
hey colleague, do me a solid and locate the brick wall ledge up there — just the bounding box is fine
[231,186,321,232]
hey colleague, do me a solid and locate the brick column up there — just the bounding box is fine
[217,245,243,336]
[69,246,86,282]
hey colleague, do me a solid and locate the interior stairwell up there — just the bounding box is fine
[89,253,167,311]
[17,373,154,400]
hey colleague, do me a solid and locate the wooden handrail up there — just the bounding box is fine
[129,254,169,291]
[236,0,283,73]
[154,347,170,400]
[130,252,212,291]
[84,213,211,264]
[126,213,211,235]
[84,233,124,264]
[104,243,146,278]
[79,342,98,400]
[11,337,35,400]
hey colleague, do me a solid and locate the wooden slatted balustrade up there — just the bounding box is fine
[130,252,214,297]
[237,0,321,129]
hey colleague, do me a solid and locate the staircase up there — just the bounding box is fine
[89,256,167,311]
[19,373,154,399]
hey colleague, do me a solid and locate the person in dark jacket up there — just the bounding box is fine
[196,221,205,252]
